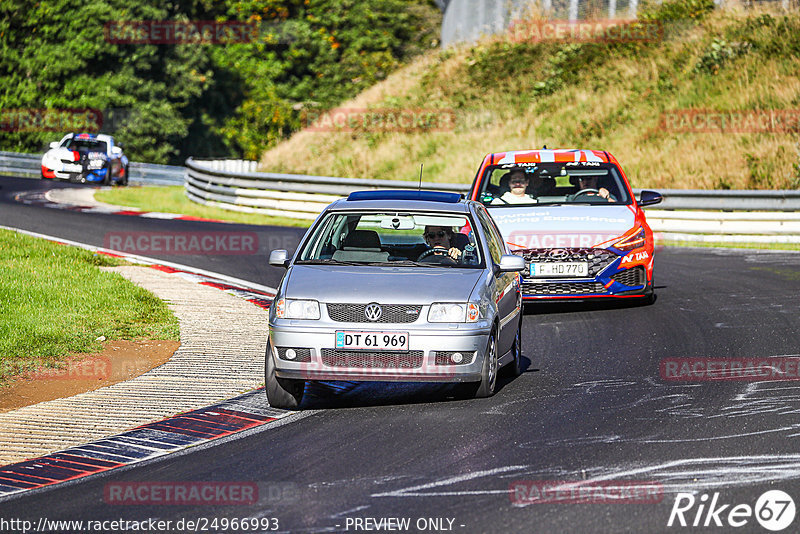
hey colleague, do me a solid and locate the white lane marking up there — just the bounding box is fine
[371,465,528,498]
[369,455,800,502]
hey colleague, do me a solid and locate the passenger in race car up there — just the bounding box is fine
[491,170,538,205]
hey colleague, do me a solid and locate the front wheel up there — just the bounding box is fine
[640,277,656,306]
[119,165,129,186]
[101,163,112,186]
[474,330,498,398]
[502,314,523,378]
[265,341,305,409]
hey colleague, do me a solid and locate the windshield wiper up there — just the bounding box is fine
[295,259,364,265]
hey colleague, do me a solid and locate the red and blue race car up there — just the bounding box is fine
[468,149,662,303]
[41,133,129,185]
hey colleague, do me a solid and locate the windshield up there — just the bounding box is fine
[296,211,484,268]
[64,138,107,153]
[477,162,631,206]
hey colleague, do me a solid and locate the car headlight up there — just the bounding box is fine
[428,302,479,323]
[613,227,646,251]
[275,298,320,320]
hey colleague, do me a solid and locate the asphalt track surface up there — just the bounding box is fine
[2,176,800,533]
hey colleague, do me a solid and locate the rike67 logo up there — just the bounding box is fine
[668,490,795,531]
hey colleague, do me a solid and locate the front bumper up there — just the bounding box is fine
[45,164,108,183]
[517,248,651,300]
[269,323,491,382]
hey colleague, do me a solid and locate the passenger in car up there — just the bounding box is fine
[491,170,538,205]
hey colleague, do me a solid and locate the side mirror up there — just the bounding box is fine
[111,146,123,155]
[269,249,290,268]
[496,254,526,273]
[49,141,59,149]
[639,190,663,207]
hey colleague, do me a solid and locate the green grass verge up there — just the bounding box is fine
[95,186,313,228]
[0,229,180,386]
[260,2,800,191]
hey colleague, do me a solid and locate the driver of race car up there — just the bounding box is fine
[422,226,463,262]
[573,174,616,202]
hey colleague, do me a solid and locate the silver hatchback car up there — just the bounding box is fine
[266,190,525,409]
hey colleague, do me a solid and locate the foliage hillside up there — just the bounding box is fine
[0,0,440,163]
[260,0,800,190]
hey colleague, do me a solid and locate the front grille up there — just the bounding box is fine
[522,281,606,295]
[612,266,645,287]
[517,248,617,278]
[276,347,312,362]
[326,304,422,323]
[321,349,423,368]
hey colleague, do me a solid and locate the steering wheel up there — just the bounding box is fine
[417,246,457,264]
[573,188,600,197]
[570,188,603,201]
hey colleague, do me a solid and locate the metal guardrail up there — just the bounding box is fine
[637,188,800,211]
[0,150,184,186]
[185,157,467,220]
[185,158,800,242]
[2,151,798,243]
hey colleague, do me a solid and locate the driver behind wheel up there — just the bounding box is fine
[570,174,616,202]
[421,226,463,262]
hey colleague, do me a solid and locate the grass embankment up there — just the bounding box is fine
[0,229,179,386]
[259,0,800,190]
[94,186,312,228]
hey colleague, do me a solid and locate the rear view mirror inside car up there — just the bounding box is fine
[379,216,416,230]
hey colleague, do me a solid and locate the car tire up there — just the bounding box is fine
[474,329,498,398]
[501,314,523,378]
[641,277,656,306]
[120,165,129,186]
[101,162,112,186]
[264,340,305,409]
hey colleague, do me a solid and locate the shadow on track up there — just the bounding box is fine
[523,293,661,315]
[297,356,535,410]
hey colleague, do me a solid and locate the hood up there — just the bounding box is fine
[283,265,485,304]
[488,204,636,250]
[49,147,106,159]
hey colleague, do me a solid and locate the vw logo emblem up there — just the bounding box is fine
[364,303,383,322]
[549,248,570,260]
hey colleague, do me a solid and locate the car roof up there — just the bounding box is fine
[326,190,474,213]
[67,133,114,143]
[484,149,612,164]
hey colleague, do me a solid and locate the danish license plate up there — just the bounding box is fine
[530,262,588,277]
[335,331,408,351]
